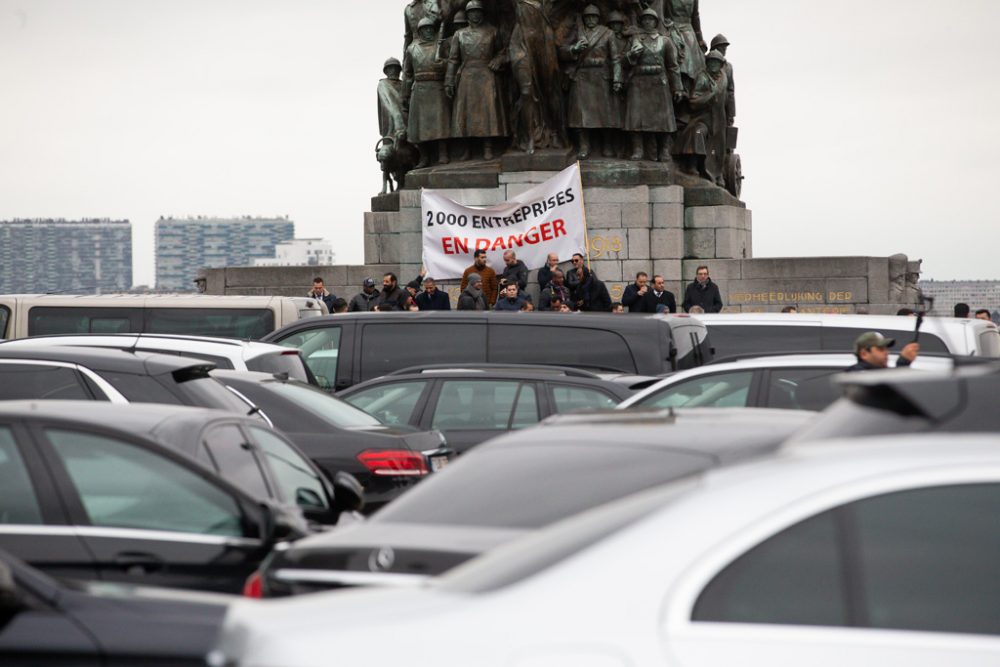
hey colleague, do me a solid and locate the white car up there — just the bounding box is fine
[617,353,954,412]
[212,433,1000,667]
[0,334,312,382]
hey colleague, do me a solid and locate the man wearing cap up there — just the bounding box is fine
[846,332,920,372]
[404,17,452,167]
[348,278,381,312]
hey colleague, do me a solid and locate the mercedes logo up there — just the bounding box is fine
[369,546,395,572]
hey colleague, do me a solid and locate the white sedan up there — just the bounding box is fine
[212,433,1000,667]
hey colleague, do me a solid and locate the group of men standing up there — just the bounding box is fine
[381,0,737,187]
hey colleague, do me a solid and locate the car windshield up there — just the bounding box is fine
[264,380,382,428]
[374,444,712,529]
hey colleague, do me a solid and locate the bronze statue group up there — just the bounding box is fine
[378,0,741,197]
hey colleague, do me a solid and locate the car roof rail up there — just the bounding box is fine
[387,363,603,379]
[705,350,963,366]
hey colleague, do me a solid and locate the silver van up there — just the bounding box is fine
[0,294,326,341]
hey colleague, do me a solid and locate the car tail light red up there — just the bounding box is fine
[357,450,429,477]
[243,570,264,598]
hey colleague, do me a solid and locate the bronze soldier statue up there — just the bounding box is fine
[710,33,736,126]
[623,9,684,162]
[677,49,728,183]
[445,0,509,161]
[660,0,707,92]
[404,17,452,167]
[377,57,406,140]
[606,10,630,156]
[559,4,623,159]
[404,0,441,57]
[508,0,567,154]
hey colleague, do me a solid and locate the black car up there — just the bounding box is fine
[0,346,258,414]
[254,408,814,597]
[792,361,1000,442]
[0,547,230,666]
[37,402,362,526]
[262,312,711,391]
[211,371,452,512]
[0,401,308,593]
[339,366,637,454]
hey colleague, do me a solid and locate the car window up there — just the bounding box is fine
[551,384,620,412]
[431,380,522,430]
[248,427,328,510]
[202,425,271,500]
[636,372,753,408]
[694,483,1000,636]
[822,327,949,355]
[277,327,341,388]
[360,323,486,381]
[98,371,182,404]
[0,427,43,524]
[0,305,9,339]
[491,325,636,373]
[143,308,274,340]
[28,307,141,336]
[259,381,381,428]
[707,325,820,359]
[246,351,310,382]
[764,368,840,411]
[510,385,539,429]
[0,364,92,400]
[46,429,244,536]
[344,381,429,426]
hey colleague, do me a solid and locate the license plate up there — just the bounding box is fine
[430,455,449,472]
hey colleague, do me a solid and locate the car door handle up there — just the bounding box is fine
[113,552,165,574]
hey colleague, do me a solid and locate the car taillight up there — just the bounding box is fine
[243,570,264,598]
[357,450,429,477]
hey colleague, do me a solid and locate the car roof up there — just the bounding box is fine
[0,345,215,375]
[484,408,815,464]
[0,400,238,433]
[0,333,280,351]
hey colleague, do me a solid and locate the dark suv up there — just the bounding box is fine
[262,312,711,391]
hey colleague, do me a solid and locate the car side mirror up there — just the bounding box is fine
[332,472,365,513]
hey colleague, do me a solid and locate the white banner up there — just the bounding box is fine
[421,164,587,281]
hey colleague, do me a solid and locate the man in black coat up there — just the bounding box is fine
[621,271,650,313]
[414,277,451,310]
[307,277,337,313]
[499,250,529,293]
[537,252,560,289]
[347,278,380,312]
[682,265,724,313]
[571,266,612,312]
[641,274,677,314]
[374,273,408,311]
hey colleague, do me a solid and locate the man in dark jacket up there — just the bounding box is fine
[621,272,650,313]
[682,265,724,313]
[347,278,380,312]
[571,266,612,312]
[414,277,451,311]
[374,273,408,311]
[457,273,488,311]
[494,283,529,311]
[539,269,572,311]
[845,332,919,372]
[307,277,337,313]
[537,253,560,289]
[499,250,529,293]
[641,275,677,313]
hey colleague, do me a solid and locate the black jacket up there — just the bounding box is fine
[537,265,557,289]
[642,289,677,314]
[415,290,451,311]
[457,287,487,311]
[682,280,724,313]
[500,260,529,292]
[845,357,913,372]
[307,290,337,314]
[621,283,649,313]
[540,282,572,311]
[374,285,408,311]
[347,290,379,312]
[572,268,612,312]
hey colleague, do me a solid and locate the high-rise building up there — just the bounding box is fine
[253,239,336,267]
[0,219,133,294]
[155,216,295,291]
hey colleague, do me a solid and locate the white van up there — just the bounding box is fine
[692,313,1000,360]
[0,294,326,341]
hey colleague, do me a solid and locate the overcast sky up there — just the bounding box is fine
[1,0,998,286]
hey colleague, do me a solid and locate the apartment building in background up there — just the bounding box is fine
[155,216,294,290]
[253,238,336,267]
[920,279,1000,316]
[0,218,133,294]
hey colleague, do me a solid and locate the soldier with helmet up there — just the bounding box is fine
[559,4,623,159]
[623,8,685,162]
[452,9,467,29]
[377,57,406,140]
[710,33,736,126]
[445,0,508,161]
[677,49,729,183]
[404,17,452,167]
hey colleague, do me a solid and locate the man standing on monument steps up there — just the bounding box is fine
[682,265,724,313]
